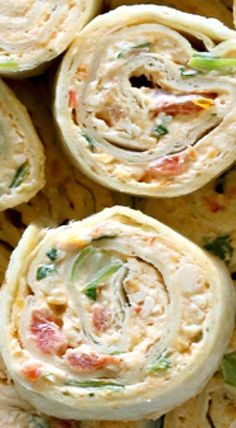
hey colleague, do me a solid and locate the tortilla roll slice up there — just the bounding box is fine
[55,5,236,197]
[104,0,233,28]
[0,79,45,211]
[0,0,102,78]
[0,206,234,420]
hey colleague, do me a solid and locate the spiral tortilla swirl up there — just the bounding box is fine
[0,206,234,420]
[55,5,236,197]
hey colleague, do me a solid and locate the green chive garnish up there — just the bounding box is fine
[147,356,171,373]
[36,264,56,281]
[70,247,96,283]
[0,60,18,70]
[46,248,58,261]
[188,53,236,72]
[92,234,117,242]
[65,379,124,389]
[9,162,28,188]
[81,133,95,151]
[152,124,168,137]
[117,42,151,59]
[82,262,123,301]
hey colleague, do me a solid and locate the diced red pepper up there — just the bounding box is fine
[155,100,203,116]
[68,89,77,109]
[134,304,142,314]
[92,305,111,332]
[21,363,41,381]
[30,309,67,356]
[64,350,118,372]
[152,91,216,117]
[141,155,185,182]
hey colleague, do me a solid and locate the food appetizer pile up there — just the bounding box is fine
[0,1,235,427]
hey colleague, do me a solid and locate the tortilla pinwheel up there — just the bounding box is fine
[55,5,236,197]
[0,206,234,420]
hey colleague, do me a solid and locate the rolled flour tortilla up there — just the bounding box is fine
[0,206,234,420]
[55,5,236,197]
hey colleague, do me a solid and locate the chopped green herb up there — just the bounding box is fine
[28,414,50,428]
[81,132,95,151]
[92,234,117,242]
[222,352,236,387]
[188,53,236,72]
[133,42,152,49]
[0,60,18,70]
[203,235,233,263]
[117,50,126,59]
[147,356,171,373]
[83,261,123,301]
[71,247,123,301]
[117,48,126,59]
[151,113,172,140]
[46,247,58,261]
[117,42,151,59]
[70,246,96,283]
[36,264,56,281]
[180,67,199,78]
[89,392,95,397]
[84,286,97,301]
[65,379,124,389]
[9,162,28,188]
[152,124,168,137]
